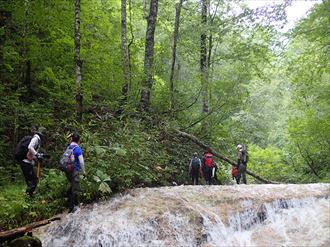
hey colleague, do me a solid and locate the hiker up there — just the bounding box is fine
[189,152,202,185]
[202,150,216,185]
[65,132,85,213]
[19,126,47,197]
[235,144,248,184]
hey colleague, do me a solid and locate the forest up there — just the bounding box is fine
[0,0,329,231]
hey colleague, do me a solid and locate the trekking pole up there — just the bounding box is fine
[37,160,40,178]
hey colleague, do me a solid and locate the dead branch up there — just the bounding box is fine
[0,216,60,243]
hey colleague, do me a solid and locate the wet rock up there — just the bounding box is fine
[10,235,42,247]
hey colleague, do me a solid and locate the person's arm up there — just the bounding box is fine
[28,136,39,156]
[199,159,203,175]
[189,160,192,173]
[78,155,85,174]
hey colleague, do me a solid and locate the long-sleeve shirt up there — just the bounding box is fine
[23,134,41,164]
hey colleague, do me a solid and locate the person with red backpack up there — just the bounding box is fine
[202,150,216,185]
[189,152,202,185]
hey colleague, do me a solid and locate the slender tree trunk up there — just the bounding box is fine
[74,0,83,122]
[22,0,32,96]
[140,0,158,112]
[121,0,131,91]
[200,0,208,114]
[0,11,10,83]
[207,0,213,103]
[169,0,184,115]
[121,0,130,100]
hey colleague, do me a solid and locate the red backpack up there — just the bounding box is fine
[204,153,214,168]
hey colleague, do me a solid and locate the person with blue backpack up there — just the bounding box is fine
[64,132,86,213]
[189,152,202,185]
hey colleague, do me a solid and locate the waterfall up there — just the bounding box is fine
[36,184,330,247]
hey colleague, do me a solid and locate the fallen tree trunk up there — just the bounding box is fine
[0,216,60,243]
[174,129,280,184]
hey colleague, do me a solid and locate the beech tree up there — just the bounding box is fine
[200,0,208,114]
[169,0,185,114]
[120,0,131,105]
[140,0,158,112]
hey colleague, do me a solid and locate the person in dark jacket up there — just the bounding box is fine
[20,126,47,197]
[65,132,86,213]
[189,152,202,185]
[235,144,247,184]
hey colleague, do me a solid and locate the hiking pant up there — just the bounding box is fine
[20,161,38,197]
[191,168,199,185]
[203,166,214,185]
[236,163,247,184]
[66,170,80,211]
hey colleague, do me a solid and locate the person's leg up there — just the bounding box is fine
[206,168,212,185]
[30,165,38,195]
[236,164,243,184]
[70,171,80,212]
[192,169,199,185]
[66,172,75,212]
[20,161,38,196]
[242,165,247,184]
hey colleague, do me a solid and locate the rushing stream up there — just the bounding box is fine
[35,183,330,247]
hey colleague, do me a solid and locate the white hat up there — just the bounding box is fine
[236,144,243,150]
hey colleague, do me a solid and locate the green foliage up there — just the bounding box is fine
[248,145,299,183]
[0,0,328,232]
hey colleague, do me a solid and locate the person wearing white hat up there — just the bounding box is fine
[235,144,247,184]
[20,126,47,197]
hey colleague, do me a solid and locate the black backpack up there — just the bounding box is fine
[191,157,200,170]
[242,149,249,165]
[14,136,32,162]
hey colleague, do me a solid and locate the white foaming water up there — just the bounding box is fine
[38,184,330,247]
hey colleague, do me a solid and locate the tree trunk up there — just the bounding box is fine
[120,0,131,105]
[174,128,280,184]
[200,0,208,114]
[74,0,83,122]
[140,0,158,112]
[169,0,184,115]
[22,0,32,98]
[0,10,10,83]
[0,217,60,243]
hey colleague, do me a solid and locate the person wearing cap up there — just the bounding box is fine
[235,144,247,184]
[20,126,47,197]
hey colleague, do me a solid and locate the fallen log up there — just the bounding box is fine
[0,216,60,243]
[174,129,280,184]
